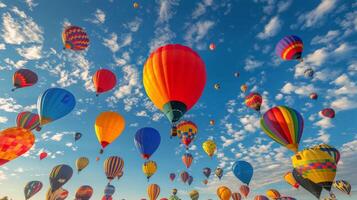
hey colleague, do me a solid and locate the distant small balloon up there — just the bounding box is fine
[214,83,220,90]
[209,43,216,51]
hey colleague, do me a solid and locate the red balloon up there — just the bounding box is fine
[93,69,117,96]
[39,152,47,160]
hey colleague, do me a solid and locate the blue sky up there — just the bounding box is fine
[0,0,356,199]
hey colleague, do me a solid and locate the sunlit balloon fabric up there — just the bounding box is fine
[134,127,161,160]
[291,148,337,191]
[95,111,125,149]
[292,169,322,199]
[266,189,281,199]
[240,185,250,198]
[46,187,69,200]
[142,160,157,180]
[260,106,304,153]
[104,156,124,180]
[232,160,254,185]
[75,185,93,200]
[0,127,35,166]
[180,171,189,183]
[147,184,160,200]
[76,157,89,173]
[49,164,73,192]
[37,88,76,126]
[93,69,117,96]
[24,181,43,200]
[62,26,89,51]
[333,180,351,195]
[12,69,38,91]
[39,152,48,160]
[189,190,199,200]
[182,153,193,168]
[245,92,263,111]
[284,172,299,189]
[143,44,206,123]
[232,192,241,200]
[254,195,269,200]
[275,35,303,61]
[217,186,232,200]
[17,111,41,131]
[311,144,340,164]
[202,140,216,157]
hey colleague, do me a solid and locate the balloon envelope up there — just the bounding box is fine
[202,140,216,157]
[62,26,89,51]
[95,111,125,149]
[134,127,161,160]
[24,181,43,200]
[104,156,124,180]
[275,35,303,61]
[13,69,38,90]
[93,69,117,95]
[16,111,41,131]
[333,180,351,195]
[75,185,93,200]
[76,157,89,172]
[49,164,73,192]
[232,161,253,185]
[147,184,160,200]
[217,186,231,200]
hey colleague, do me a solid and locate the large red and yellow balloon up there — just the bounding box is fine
[143,44,206,123]
[245,92,263,112]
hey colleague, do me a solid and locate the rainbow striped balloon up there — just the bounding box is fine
[275,35,303,61]
[16,111,41,131]
[260,106,304,153]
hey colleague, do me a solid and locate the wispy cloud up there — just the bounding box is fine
[297,0,337,28]
[257,16,281,39]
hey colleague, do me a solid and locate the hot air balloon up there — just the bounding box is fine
[133,2,139,8]
[304,68,314,78]
[12,69,38,91]
[275,35,303,62]
[104,156,124,181]
[232,192,241,200]
[209,43,216,51]
[277,197,296,200]
[142,160,157,180]
[284,172,299,189]
[254,195,269,200]
[40,152,48,160]
[266,189,281,199]
[95,111,125,151]
[49,164,73,192]
[292,169,322,199]
[147,184,160,200]
[180,171,189,183]
[16,111,41,131]
[0,127,34,166]
[214,83,220,90]
[202,179,208,185]
[311,144,340,164]
[37,88,76,126]
[209,120,215,126]
[116,171,123,180]
[321,108,335,119]
[333,180,351,195]
[260,106,304,153]
[182,153,193,168]
[217,186,231,200]
[245,92,263,112]
[96,157,100,162]
[24,181,43,200]
[170,126,178,138]
[177,121,198,149]
[189,190,199,200]
[102,196,112,200]
[202,140,216,158]
[188,176,193,185]
[104,184,115,197]
[134,127,161,160]
[93,69,117,96]
[76,157,89,173]
[241,84,248,93]
[309,93,318,100]
[46,187,69,200]
[232,161,253,185]
[215,168,223,180]
[234,72,240,78]
[75,132,82,141]
[143,44,206,123]
[203,167,211,178]
[291,148,337,191]
[75,185,93,200]
[62,26,89,51]
[169,173,176,181]
[240,185,250,198]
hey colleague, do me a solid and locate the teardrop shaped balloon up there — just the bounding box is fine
[12,69,38,91]
[39,152,48,160]
[232,161,253,185]
[321,108,335,119]
[182,153,193,168]
[202,140,216,158]
[275,35,303,61]
[49,164,73,192]
[134,127,161,160]
[76,157,89,173]
[75,185,93,200]
[333,180,351,195]
[245,92,263,112]
[240,185,250,198]
[177,121,198,149]
[75,132,82,141]
[266,189,281,199]
[147,184,160,200]
[180,171,189,183]
[104,184,116,197]
[203,167,211,178]
[142,160,157,180]
[62,26,89,51]
[46,187,69,200]
[209,43,216,51]
[309,92,318,100]
[24,181,43,200]
[260,106,304,153]
[169,173,175,181]
[187,175,193,185]
[0,127,35,166]
[189,190,199,200]
[215,167,223,180]
[202,179,208,185]
[284,172,299,189]
[143,44,206,123]
[95,111,125,150]
[304,68,314,78]
[16,111,41,131]
[104,156,124,181]
[232,192,241,200]
[217,186,231,200]
[37,88,76,126]
[93,69,117,96]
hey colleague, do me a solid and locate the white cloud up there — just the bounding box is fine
[243,57,263,71]
[103,33,119,53]
[0,2,6,8]
[281,82,316,96]
[277,0,292,13]
[298,0,337,28]
[184,20,215,50]
[315,117,333,129]
[330,96,357,111]
[16,45,42,60]
[92,9,105,24]
[239,114,260,133]
[157,0,179,23]
[311,30,340,45]
[0,116,8,123]
[0,97,23,112]
[51,133,65,142]
[257,16,281,39]
[0,43,5,50]
[192,0,213,19]
[124,17,142,32]
[24,0,38,10]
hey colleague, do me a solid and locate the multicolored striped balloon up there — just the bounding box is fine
[17,111,41,131]
[24,181,43,200]
[182,153,193,168]
[232,192,242,200]
[260,106,304,153]
[75,185,93,200]
[275,35,303,61]
[266,189,281,199]
[245,92,263,112]
[12,69,38,91]
[254,195,269,200]
[311,144,340,164]
[104,156,124,181]
[333,180,351,195]
[239,185,250,198]
[147,184,160,200]
[62,26,89,51]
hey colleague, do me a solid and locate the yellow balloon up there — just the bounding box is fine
[266,189,280,199]
[241,84,248,93]
[76,157,89,173]
[217,186,232,200]
[202,140,216,157]
[143,160,157,180]
[95,111,125,149]
[133,2,139,8]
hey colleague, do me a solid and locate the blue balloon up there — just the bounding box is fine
[104,184,115,197]
[37,88,76,125]
[134,127,161,159]
[232,160,253,185]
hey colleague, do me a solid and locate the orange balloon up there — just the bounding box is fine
[0,127,34,166]
[95,111,125,149]
[147,184,160,200]
[217,186,232,200]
